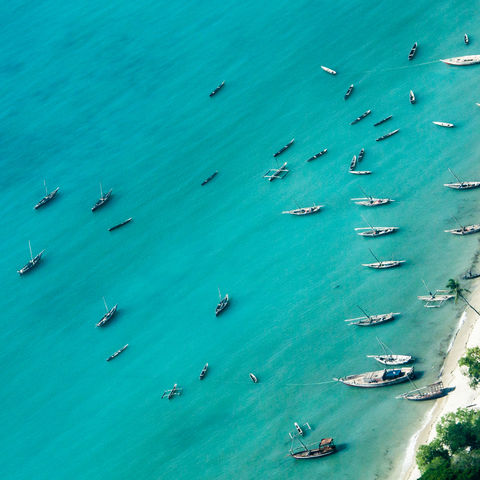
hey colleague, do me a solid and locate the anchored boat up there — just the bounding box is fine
[445,217,480,235]
[465,34,470,45]
[263,162,289,181]
[215,289,229,316]
[273,138,294,157]
[344,84,354,100]
[336,367,414,388]
[433,121,454,128]
[161,383,182,400]
[209,81,225,97]
[18,241,44,275]
[321,65,336,75]
[444,168,480,190]
[106,344,128,362]
[418,280,454,308]
[96,297,118,327]
[249,373,258,383]
[440,55,480,65]
[282,204,323,216]
[289,437,336,460]
[108,218,132,231]
[351,110,371,125]
[345,307,399,327]
[408,42,418,60]
[199,363,209,380]
[376,129,399,141]
[409,90,416,104]
[306,149,327,162]
[92,183,112,211]
[373,115,392,127]
[34,180,59,209]
[399,380,451,401]
[362,248,405,269]
[367,338,412,365]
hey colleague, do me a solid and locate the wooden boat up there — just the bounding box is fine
[336,367,414,388]
[199,363,209,380]
[108,218,132,231]
[351,110,371,125]
[321,65,336,75]
[92,183,112,211]
[106,344,128,362]
[96,298,118,327]
[362,249,405,269]
[344,84,354,100]
[209,81,225,97]
[465,34,470,45]
[351,196,394,207]
[408,42,418,60]
[273,138,294,157]
[282,205,323,216]
[445,219,480,235]
[357,148,365,162]
[409,90,416,104]
[463,270,480,280]
[440,55,480,66]
[345,309,399,327]
[288,422,311,439]
[34,180,59,209]
[355,226,398,237]
[349,155,357,171]
[215,289,229,316]
[289,437,336,459]
[373,115,392,127]
[433,121,454,128]
[161,383,182,400]
[201,171,218,186]
[249,373,258,383]
[417,280,454,307]
[444,168,480,190]
[367,338,412,365]
[306,149,327,162]
[376,129,399,141]
[264,162,289,181]
[399,381,450,401]
[349,170,372,175]
[18,241,44,275]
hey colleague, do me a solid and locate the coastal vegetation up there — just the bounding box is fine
[446,279,480,316]
[459,347,480,389]
[416,408,480,479]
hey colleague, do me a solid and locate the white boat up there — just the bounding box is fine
[249,373,258,383]
[321,65,336,75]
[476,103,480,107]
[465,34,469,45]
[445,224,480,235]
[355,226,397,237]
[349,170,372,175]
[336,367,414,388]
[409,90,416,104]
[17,241,45,275]
[440,55,480,65]
[362,249,405,269]
[433,121,454,128]
[263,162,289,181]
[282,205,323,216]
[345,309,399,327]
[351,197,393,207]
[367,338,412,365]
[444,168,480,190]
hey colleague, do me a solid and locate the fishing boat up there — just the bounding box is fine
[209,81,225,97]
[282,205,323,215]
[201,171,218,186]
[349,155,357,171]
[463,270,480,280]
[336,367,414,388]
[108,218,132,231]
[344,84,354,100]
[321,65,336,75]
[345,308,399,327]
[376,129,400,141]
[306,149,327,162]
[288,422,311,439]
[349,170,372,175]
[351,192,394,207]
[445,224,480,235]
[362,249,405,269]
[249,373,258,383]
[106,344,128,362]
[357,148,365,162]
[399,381,450,401]
[355,223,398,237]
[408,42,418,60]
[263,162,289,181]
[465,34,469,45]
[273,138,294,157]
[440,55,480,66]
[409,90,416,104]
[373,115,392,127]
[92,183,112,211]
[199,363,209,380]
[17,241,44,275]
[96,297,118,327]
[161,383,182,400]
[215,289,229,316]
[289,437,336,460]
[444,168,480,190]
[367,338,412,365]
[34,180,59,209]
[433,121,454,128]
[350,110,371,125]
[417,280,454,307]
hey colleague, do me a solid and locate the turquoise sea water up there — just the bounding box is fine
[2,1,480,478]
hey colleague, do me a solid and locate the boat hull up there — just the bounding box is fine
[338,367,414,388]
[440,55,480,66]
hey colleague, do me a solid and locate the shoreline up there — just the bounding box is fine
[401,280,480,480]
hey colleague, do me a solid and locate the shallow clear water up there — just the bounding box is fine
[2,0,480,478]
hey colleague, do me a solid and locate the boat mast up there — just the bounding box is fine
[362,214,377,233]
[218,287,222,300]
[357,305,371,321]
[448,168,463,185]
[452,216,465,232]
[422,279,434,298]
[99,182,103,198]
[103,296,108,312]
[44,179,48,196]
[28,240,33,261]
[369,248,382,266]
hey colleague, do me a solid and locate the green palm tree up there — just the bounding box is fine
[446,278,480,316]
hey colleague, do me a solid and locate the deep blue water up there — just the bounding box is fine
[2,0,480,478]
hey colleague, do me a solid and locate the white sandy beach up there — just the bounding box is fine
[402,280,480,480]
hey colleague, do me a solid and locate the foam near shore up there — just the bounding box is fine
[402,281,480,480]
